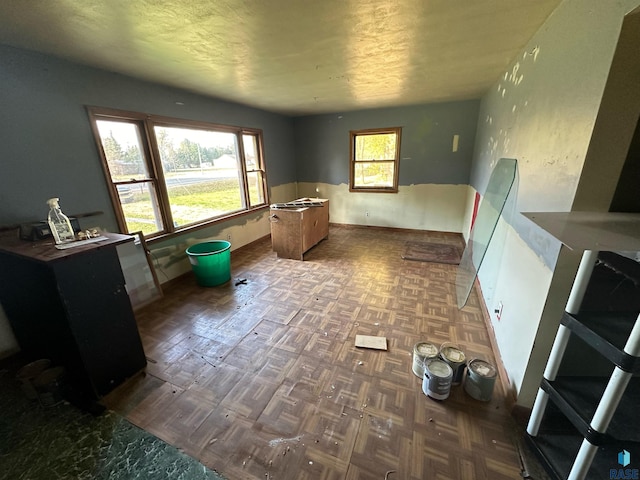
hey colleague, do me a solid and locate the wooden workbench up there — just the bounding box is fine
[269,198,329,260]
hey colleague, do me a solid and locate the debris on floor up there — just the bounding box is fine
[355,335,387,350]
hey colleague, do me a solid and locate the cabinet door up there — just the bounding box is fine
[301,203,329,252]
[270,209,303,260]
[53,247,146,396]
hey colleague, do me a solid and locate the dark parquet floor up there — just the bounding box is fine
[104,225,542,480]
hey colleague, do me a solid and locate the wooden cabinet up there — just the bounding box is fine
[270,198,329,260]
[0,233,147,404]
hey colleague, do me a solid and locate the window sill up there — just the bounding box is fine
[145,205,270,245]
[349,187,398,193]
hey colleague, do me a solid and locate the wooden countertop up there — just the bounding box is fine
[0,232,134,263]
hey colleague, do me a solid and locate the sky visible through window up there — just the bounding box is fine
[96,121,235,150]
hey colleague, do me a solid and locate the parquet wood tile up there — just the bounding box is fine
[173,333,233,360]
[289,308,328,331]
[254,348,299,384]
[280,356,334,402]
[219,376,282,420]
[261,302,303,325]
[273,326,315,354]
[328,299,363,325]
[103,225,535,480]
[310,282,346,301]
[192,362,245,405]
[338,288,369,304]
[302,332,341,361]
[257,387,321,440]
[300,403,361,461]
[355,304,395,325]
[125,379,185,428]
[218,312,264,335]
[190,313,235,338]
[220,343,266,371]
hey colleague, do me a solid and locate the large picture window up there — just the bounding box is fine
[88,107,268,239]
[349,127,401,193]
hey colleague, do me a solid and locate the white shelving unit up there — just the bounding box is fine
[523,212,640,480]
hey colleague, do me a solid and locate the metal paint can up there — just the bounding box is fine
[439,343,466,386]
[464,359,497,402]
[412,341,438,379]
[422,359,453,400]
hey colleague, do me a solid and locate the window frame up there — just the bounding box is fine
[349,127,401,193]
[87,106,269,241]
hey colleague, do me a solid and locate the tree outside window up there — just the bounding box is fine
[88,107,268,238]
[349,127,401,193]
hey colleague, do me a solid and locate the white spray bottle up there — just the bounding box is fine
[47,198,75,244]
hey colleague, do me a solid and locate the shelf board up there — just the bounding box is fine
[526,400,640,480]
[525,430,582,480]
[544,376,640,443]
[525,431,640,480]
[522,211,640,251]
[562,311,640,372]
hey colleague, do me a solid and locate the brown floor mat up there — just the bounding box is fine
[401,241,462,264]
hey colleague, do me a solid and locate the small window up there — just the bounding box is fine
[88,107,269,239]
[350,127,401,192]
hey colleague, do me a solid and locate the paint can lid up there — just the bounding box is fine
[468,359,497,377]
[414,342,438,357]
[425,359,453,377]
[441,346,465,363]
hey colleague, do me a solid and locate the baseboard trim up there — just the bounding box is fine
[329,222,464,239]
[473,278,518,408]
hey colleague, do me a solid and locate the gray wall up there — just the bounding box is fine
[0,45,296,228]
[468,0,640,405]
[293,100,479,186]
[470,0,640,269]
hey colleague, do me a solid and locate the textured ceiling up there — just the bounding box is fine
[0,0,562,116]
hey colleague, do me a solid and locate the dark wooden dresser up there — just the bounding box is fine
[0,233,146,402]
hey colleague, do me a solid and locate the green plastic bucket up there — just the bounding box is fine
[186,240,231,287]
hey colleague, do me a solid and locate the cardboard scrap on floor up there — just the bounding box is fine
[355,335,387,350]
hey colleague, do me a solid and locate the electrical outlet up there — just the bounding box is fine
[365,211,370,217]
[226,234,232,241]
[495,301,503,321]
